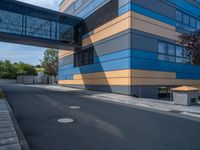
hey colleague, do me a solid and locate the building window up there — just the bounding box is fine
[176,57,185,63]
[158,41,192,64]
[190,17,196,28]
[176,10,182,22]
[158,86,171,99]
[158,42,175,62]
[176,10,200,30]
[74,47,94,67]
[176,46,183,57]
[158,54,175,62]
[82,0,118,34]
[183,14,189,25]
[197,20,200,29]
[158,42,167,54]
[167,44,175,56]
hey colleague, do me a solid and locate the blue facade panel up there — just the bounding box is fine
[59,0,200,98]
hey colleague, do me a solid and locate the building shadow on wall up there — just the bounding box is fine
[67,0,121,94]
[74,37,113,94]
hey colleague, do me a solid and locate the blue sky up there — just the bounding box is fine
[0,0,62,65]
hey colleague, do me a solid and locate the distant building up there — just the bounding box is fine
[58,0,200,100]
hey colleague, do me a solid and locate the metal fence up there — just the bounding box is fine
[0,79,17,84]
[17,75,57,84]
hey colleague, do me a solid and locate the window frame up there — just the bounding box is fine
[176,9,200,30]
[158,41,192,64]
[183,13,190,25]
[74,47,94,67]
[167,44,176,56]
[197,20,200,29]
[190,17,196,28]
[158,42,167,54]
[176,10,182,22]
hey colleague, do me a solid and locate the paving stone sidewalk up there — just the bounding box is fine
[0,90,22,150]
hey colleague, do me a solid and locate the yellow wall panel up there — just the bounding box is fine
[73,69,176,80]
[131,12,175,31]
[81,11,180,47]
[74,70,131,79]
[59,78,200,86]
[82,12,131,47]
[94,12,131,34]
[59,69,200,86]
[131,77,200,86]
[59,50,74,59]
[59,70,179,86]
[58,78,130,85]
[131,15,179,41]
[131,70,176,79]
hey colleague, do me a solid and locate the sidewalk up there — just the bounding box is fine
[0,89,22,150]
[31,85,200,116]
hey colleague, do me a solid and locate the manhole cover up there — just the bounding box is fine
[57,118,74,123]
[69,106,80,109]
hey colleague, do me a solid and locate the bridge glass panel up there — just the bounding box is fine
[0,0,82,48]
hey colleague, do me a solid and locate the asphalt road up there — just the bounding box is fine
[0,84,200,150]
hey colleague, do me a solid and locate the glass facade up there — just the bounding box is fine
[0,0,82,46]
[176,10,200,31]
[74,47,94,67]
[158,41,191,64]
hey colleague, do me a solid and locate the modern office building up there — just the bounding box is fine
[58,0,200,99]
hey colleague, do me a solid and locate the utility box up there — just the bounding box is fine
[171,86,199,106]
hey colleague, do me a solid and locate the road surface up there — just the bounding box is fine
[0,84,200,150]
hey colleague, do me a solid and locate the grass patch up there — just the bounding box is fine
[0,91,5,99]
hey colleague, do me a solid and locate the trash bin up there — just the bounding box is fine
[171,86,199,106]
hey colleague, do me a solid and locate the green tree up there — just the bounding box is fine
[0,60,37,79]
[41,48,58,77]
[15,62,37,76]
[2,60,17,79]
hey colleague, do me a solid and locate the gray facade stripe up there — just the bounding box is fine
[186,0,200,8]
[62,84,161,98]
[82,29,131,56]
[131,85,159,99]
[176,28,191,34]
[130,29,175,52]
[59,54,74,66]
[84,29,130,48]
[60,29,131,66]
[93,31,130,57]
[132,0,176,20]
[131,33,158,52]
[64,84,130,95]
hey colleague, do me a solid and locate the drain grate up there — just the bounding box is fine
[57,118,74,123]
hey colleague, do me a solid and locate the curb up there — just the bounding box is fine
[2,89,30,150]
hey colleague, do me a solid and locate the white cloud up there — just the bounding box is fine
[17,0,62,10]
